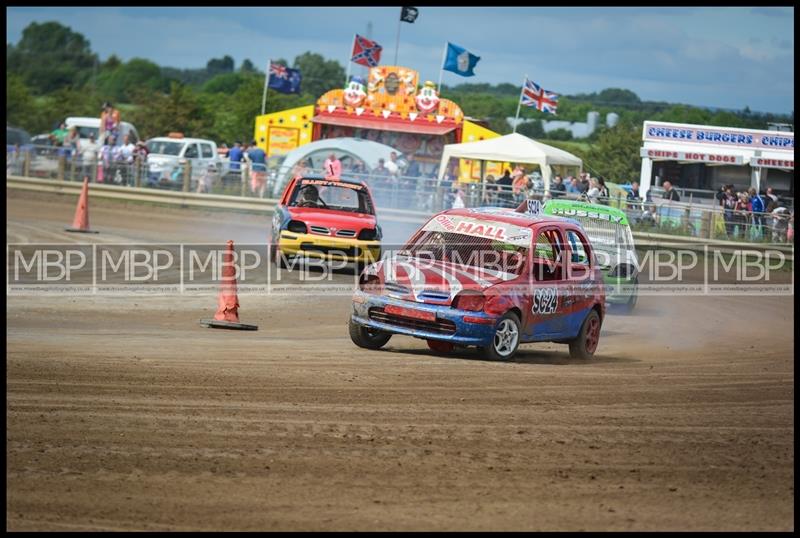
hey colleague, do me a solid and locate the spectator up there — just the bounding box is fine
[384,151,402,177]
[597,176,610,204]
[551,175,566,198]
[245,140,267,197]
[530,172,544,194]
[496,168,514,206]
[452,188,466,209]
[585,177,601,204]
[228,141,243,173]
[579,175,591,194]
[197,162,218,194]
[715,184,727,208]
[99,102,121,145]
[218,143,229,158]
[482,174,498,205]
[133,140,149,186]
[733,192,750,238]
[51,122,69,145]
[720,185,737,238]
[119,134,136,186]
[765,187,779,212]
[771,205,790,243]
[626,181,642,214]
[565,176,581,195]
[662,180,680,202]
[512,169,530,204]
[78,132,99,181]
[323,152,342,177]
[748,187,766,239]
[98,135,116,183]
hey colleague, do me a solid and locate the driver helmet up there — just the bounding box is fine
[299,184,319,203]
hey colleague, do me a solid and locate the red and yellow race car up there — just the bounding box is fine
[270,175,382,268]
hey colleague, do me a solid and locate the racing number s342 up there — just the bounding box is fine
[349,207,606,361]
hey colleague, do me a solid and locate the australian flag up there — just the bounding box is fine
[521,78,558,114]
[351,34,383,68]
[268,62,302,94]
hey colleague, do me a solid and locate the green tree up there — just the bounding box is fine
[516,120,545,139]
[6,74,38,131]
[240,59,257,73]
[7,21,98,93]
[546,128,574,141]
[292,52,345,98]
[96,58,167,102]
[202,72,248,94]
[206,55,235,76]
[584,121,642,183]
[128,82,211,139]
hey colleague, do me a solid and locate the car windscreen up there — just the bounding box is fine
[147,140,184,156]
[571,217,633,252]
[400,215,531,276]
[289,179,374,215]
[74,126,99,139]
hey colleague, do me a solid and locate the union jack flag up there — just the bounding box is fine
[270,63,289,79]
[351,34,383,68]
[521,78,559,114]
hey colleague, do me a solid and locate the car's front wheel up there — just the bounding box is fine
[349,317,392,350]
[479,312,521,361]
[569,309,601,359]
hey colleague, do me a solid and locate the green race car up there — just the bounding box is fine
[538,199,639,312]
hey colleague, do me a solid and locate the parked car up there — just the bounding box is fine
[349,207,606,361]
[65,116,139,145]
[145,134,222,190]
[271,175,382,270]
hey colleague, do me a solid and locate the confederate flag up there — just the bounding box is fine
[351,34,383,68]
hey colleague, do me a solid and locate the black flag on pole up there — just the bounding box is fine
[400,6,419,23]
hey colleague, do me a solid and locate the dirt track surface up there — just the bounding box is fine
[6,189,795,531]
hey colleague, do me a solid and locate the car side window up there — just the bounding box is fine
[532,228,564,282]
[185,144,199,159]
[201,144,214,158]
[566,230,590,266]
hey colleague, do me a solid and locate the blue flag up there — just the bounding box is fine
[442,42,480,77]
[268,63,302,94]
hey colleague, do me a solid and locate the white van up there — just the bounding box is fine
[145,134,222,189]
[65,117,140,146]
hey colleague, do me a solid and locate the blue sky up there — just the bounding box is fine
[6,6,795,114]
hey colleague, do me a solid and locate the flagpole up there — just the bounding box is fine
[261,59,271,116]
[345,34,355,86]
[513,73,527,134]
[437,42,447,94]
[394,8,402,65]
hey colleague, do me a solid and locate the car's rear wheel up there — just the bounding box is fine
[479,312,521,361]
[569,309,601,359]
[349,317,392,350]
[620,276,639,313]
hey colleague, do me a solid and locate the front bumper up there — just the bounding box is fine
[351,291,498,347]
[278,231,380,264]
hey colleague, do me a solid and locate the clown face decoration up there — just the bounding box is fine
[415,81,440,114]
[344,77,367,107]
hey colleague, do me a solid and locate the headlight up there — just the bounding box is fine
[359,274,382,294]
[358,228,378,240]
[287,220,307,233]
[452,291,485,312]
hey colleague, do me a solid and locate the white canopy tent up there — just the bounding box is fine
[437,132,583,191]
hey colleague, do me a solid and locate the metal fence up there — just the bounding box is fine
[7,148,794,245]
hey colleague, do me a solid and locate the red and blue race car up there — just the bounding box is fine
[270,175,382,268]
[349,207,606,361]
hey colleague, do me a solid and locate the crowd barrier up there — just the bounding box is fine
[6,149,794,246]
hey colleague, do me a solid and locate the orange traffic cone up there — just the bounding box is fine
[200,240,258,331]
[65,177,100,233]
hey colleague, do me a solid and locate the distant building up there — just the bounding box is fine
[506,111,618,139]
